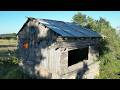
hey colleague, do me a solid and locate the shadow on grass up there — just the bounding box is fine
[0,47,31,79]
[0,63,31,79]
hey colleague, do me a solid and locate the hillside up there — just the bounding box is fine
[0,33,17,39]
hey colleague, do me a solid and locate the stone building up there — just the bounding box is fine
[17,17,101,79]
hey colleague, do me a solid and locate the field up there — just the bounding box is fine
[0,39,17,57]
[0,39,30,79]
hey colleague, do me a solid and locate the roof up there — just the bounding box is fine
[38,19,101,38]
[18,17,101,38]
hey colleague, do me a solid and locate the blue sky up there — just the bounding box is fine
[0,11,120,34]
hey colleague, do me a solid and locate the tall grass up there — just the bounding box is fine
[0,39,31,79]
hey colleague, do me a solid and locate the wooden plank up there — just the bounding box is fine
[55,39,100,48]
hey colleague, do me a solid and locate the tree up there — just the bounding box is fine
[72,12,120,79]
[85,16,97,30]
[72,12,87,26]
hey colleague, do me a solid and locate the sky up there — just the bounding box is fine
[0,11,120,34]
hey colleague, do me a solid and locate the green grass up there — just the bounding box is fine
[0,39,17,57]
[0,64,30,79]
[0,39,17,46]
[99,60,120,79]
[0,39,31,79]
[97,53,120,79]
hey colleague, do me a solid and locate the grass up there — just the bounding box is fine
[0,39,30,79]
[0,39,17,58]
[0,64,30,79]
[97,52,120,79]
[0,39,17,46]
[98,60,120,79]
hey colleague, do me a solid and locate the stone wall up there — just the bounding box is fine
[18,19,100,79]
[61,61,100,79]
[59,45,100,79]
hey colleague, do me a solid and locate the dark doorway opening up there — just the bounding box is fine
[68,47,89,66]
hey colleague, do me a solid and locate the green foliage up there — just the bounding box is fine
[0,64,31,79]
[72,12,87,26]
[0,56,19,65]
[0,49,19,65]
[72,12,120,79]
[98,53,120,79]
[0,55,31,79]
[0,46,31,79]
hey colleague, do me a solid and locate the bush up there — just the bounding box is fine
[73,12,120,79]
[0,56,31,79]
[0,56,19,65]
